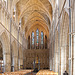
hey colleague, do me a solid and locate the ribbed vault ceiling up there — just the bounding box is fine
[15,0,53,36]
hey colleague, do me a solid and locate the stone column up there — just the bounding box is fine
[54,31,59,73]
[60,27,65,75]
[19,58,23,70]
[55,52,58,72]
[72,0,75,74]
[4,53,11,72]
[52,39,53,70]
[61,46,66,75]
[13,56,18,71]
[73,35,75,75]
[54,38,58,72]
[60,30,69,75]
[19,46,23,70]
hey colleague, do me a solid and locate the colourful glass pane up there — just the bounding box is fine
[36,29,39,46]
[41,32,43,44]
[32,32,34,45]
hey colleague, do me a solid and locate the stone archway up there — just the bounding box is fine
[0,31,11,72]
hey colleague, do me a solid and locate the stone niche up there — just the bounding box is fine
[23,49,49,69]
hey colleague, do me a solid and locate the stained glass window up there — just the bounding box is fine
[32,32,34,45]
[41,32,43,44]
[36,29,39,46]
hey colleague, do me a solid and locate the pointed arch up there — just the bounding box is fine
[0,31,11,72]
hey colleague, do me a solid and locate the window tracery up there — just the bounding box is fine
[28,29,47,49]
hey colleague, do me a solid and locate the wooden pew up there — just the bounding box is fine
[2,70,33,75]
[36,70,58,75]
